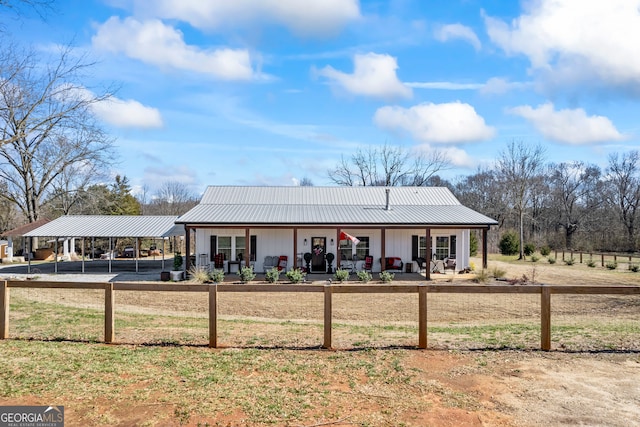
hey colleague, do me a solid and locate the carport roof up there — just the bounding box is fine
[23,215,183,238]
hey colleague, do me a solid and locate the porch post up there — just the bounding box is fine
[426,227,432,281]
[293,228,298,269]
[184,225,191,272]
[380,228,386,271]
[482,228,488,269]
[245,227,250,268]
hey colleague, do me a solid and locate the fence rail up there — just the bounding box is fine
[554,250,640,267]
[1,280,639,350]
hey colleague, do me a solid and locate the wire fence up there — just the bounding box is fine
[2,281,639,352]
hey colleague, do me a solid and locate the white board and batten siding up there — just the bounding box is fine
[195,227,469,273]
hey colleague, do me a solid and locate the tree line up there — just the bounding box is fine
[327,143,640,254]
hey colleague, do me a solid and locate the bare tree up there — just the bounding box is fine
[548,161,602,249]
[299,177,314,186]
[0,45,115,222]
[605,151,640,251]
[496,141,546,259]
[149,181,199,215]
[328,144,449,187]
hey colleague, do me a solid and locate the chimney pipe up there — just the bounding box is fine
[385,188,390,210]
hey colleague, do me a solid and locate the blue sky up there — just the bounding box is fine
[5,0,640,195]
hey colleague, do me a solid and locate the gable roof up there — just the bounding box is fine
[177,186,498,227]
[23,215,184,238]
[3,218,51,237]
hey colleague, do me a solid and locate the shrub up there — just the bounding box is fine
[265,267,280,283]
[587,260,597,268]
[237,266,256,283]
[548,257,556,264]
[491,266,506,278]
[173,253,183,271]
[499,231,519,256]
[530,254,540,263]
[540,246,551,256]
[356,270,372,283]
[524,243,536,256]
[189,266,210,283]
[286,268,306,284]
[469,232,478,257]
[629,264,640,273]
[333,268,350,283]
[565,258,575,266]
[379,270,394,283]
[606,261,618,270]
[473,269,490,284]
[468,261,476,271]
[209,269,225,283]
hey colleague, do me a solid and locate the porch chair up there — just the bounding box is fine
[277,255,288,271]
[263,256,278,271]
[415,257,427,273]
[363,255,373,273]
[213,253,225,269]
[383,257,404,273]
[444,258,456,273]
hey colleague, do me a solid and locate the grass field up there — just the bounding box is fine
[1,255,639,426]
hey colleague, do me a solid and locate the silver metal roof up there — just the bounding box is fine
[23,215,184,238]
[178,186,498,227]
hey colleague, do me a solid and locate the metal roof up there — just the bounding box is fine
[178,186,498,227]
[23,215,184,238]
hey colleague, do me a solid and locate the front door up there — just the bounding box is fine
[311,237,326,272]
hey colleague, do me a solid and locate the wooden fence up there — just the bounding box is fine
[1,280,639,350]
[554,250,640,267]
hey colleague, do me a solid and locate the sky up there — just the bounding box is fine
[4,0,640,196]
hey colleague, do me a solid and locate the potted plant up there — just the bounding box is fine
[170,252,183,281]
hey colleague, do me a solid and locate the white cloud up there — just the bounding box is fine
[92,97,163,129]
[92,17,261,81]
[374,102,495,144]
[64,86,163,129]
[479,77,530,95]
[131,0,360,37]
[508,103,625,145]
[316,53,412,100]
[434,23,481,51]
[484,0,640,92]
[405,81,483,90]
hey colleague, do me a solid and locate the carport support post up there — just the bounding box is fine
[208,284,218,348]
[54,237,58,274]
[418,284,428,349]
[81,237,85,273]
[323,282,332,349]
[1,281,8,339]
[108,237,112,273]
[105,283,114,343]
[541,286,551,351]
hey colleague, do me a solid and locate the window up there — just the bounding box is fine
[435,235,456,260]
[218,236,232,261]
[355,237,369,260]
[235,236,246,261]
[339,239,351,261]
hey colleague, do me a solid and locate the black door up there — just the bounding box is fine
[311,237,326,272]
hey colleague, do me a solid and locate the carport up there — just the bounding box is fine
[23,215,185,274]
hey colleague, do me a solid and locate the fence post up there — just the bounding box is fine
[418,285,427,349]
[104,283,114,344]
[209,284,218,348]
[601,254,604,267]
[541,286,551,351]
[323,282,332,349]
[1,281,8,340]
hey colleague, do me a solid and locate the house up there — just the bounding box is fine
[176,186,498,280]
